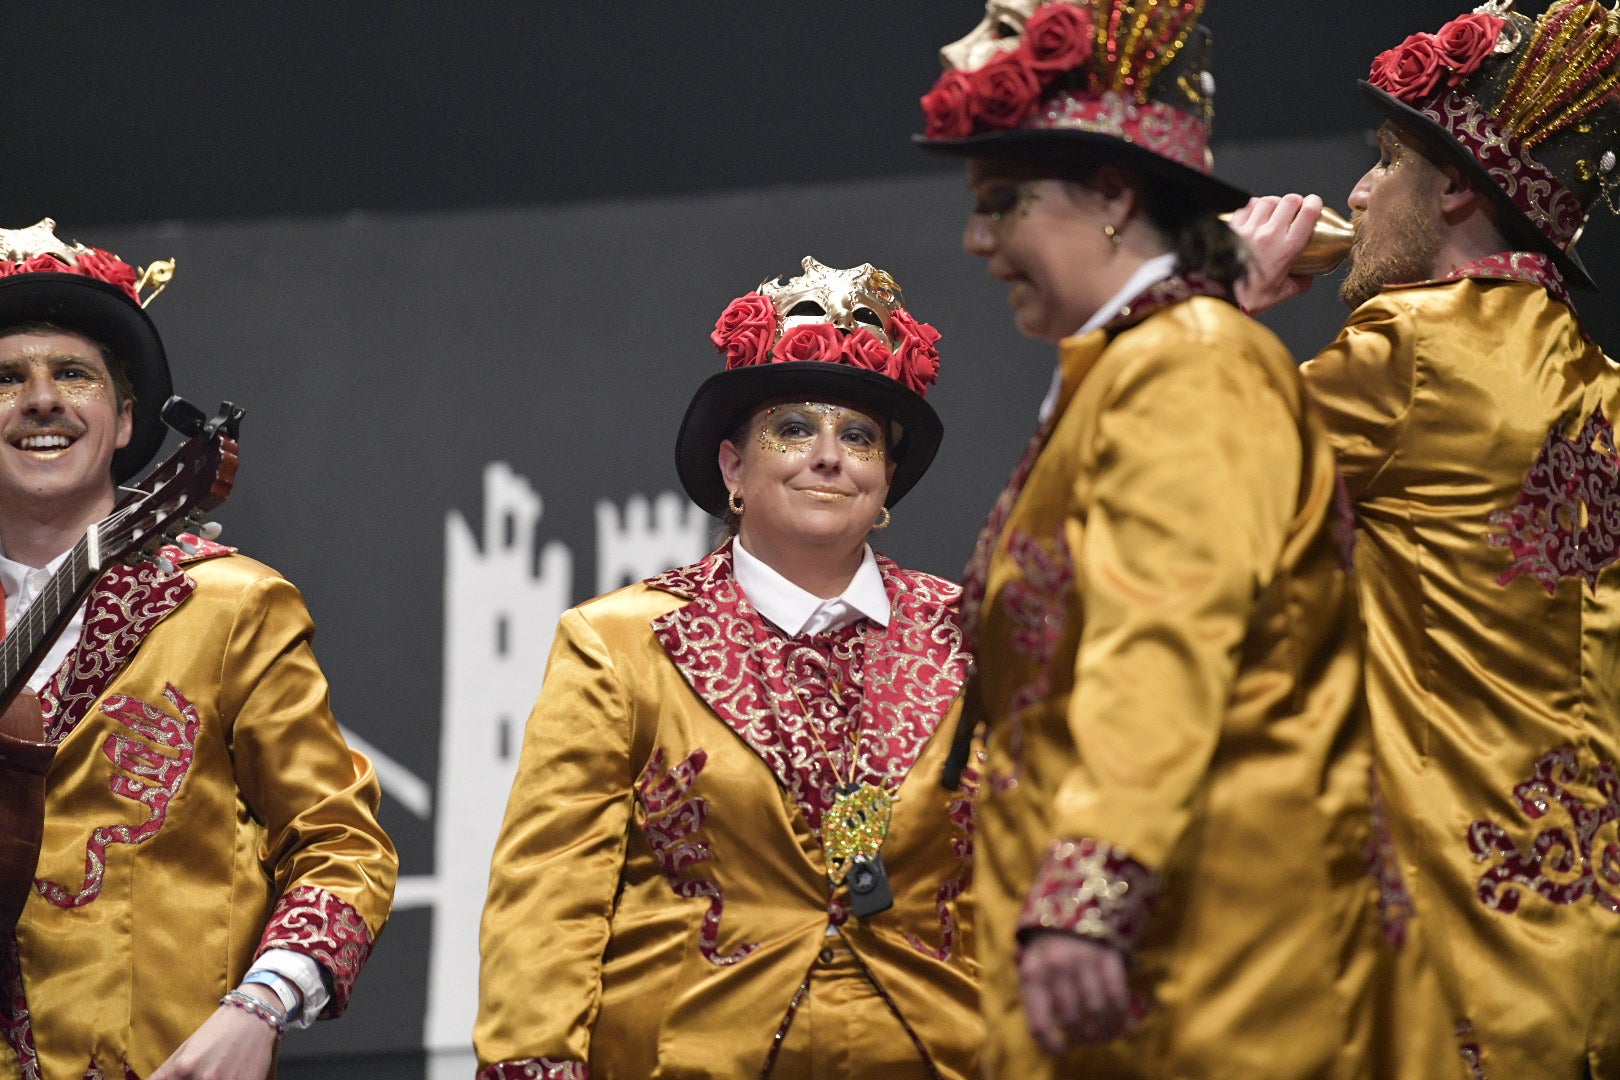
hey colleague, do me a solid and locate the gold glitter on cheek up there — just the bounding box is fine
[841,442,885,464]
[757,427,813,456]
[57,379,110,407]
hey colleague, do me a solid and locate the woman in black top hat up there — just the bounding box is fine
[915,2,1378,1078]
[475,257,982,1080]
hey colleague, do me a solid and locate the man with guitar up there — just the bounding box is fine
[0,221,396,1080]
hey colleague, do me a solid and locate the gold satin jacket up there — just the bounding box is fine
[1304,273,1620,1077]
[0,545,397,1080]
[962,287,1376,1080]
[475,546,980,1080]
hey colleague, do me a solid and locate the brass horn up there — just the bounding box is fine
[1221,206,1355,276]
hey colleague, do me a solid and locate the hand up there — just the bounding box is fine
[1018,930,1138,1055]
[149,989,279,1080]
[1228,193,1324,315]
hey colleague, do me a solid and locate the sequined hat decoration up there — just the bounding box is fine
[0,219,176,481]
[677,257,946,517]
[915,0,1250,212]
[1361,1,1620,288]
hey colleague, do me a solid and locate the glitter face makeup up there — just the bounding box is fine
[756,402,888,464]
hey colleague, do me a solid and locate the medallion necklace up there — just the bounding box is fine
[777,626,897,918]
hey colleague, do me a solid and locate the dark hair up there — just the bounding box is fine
[0,320,137,406]
[1135,175,1248,292]
[1054,163,1247,293]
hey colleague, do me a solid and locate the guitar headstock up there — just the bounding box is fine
[90,398,245,570]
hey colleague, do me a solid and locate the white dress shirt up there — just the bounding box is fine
[732,538,891,637]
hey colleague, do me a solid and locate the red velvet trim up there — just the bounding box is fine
[34,685,201,909]
[1028,90,1209,171]
[649,547,968,838]
[636,747,758,966]
[1455,1019,1489,1080]
[477,1061,588,1080]
[1018,837,1159,952]
[759,979,809,1078]
[1486,407,1620,594]
[0,934,40,1080]
[1414,89,1583,251]
[904,753,981,961]
[1467,746,1620,914]
[1443,251,1573,311]
[255,885,374,1018]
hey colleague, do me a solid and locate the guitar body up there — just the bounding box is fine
[0,692,52,931]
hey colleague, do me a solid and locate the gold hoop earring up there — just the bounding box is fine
[872,506,892,531]
[727,491,744,516]
[1104,223,1122,247]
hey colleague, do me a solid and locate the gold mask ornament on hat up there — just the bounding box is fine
[757,257,906,351]
[0,219,175,308]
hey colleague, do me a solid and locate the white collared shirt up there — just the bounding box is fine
[0,545,83,694]
[732,538,891,638]
[0,539,328,1028]
[1038,252,1179,423]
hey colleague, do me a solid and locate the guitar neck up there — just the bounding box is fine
[0,535,103,713]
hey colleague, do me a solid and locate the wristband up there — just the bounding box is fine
[241,969,302,1020]
[220,988,288,1037]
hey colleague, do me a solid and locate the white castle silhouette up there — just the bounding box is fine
[354,461,709,1077]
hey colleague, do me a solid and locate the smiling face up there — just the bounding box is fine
[0,329,133,529]
[963,158,1122,342]
[718,399,896,565]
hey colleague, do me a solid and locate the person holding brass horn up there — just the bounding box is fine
[1231,2,1620,1076]
[475,258,981,1080]
[914,2,1379,1077]
[0,221,396,1080]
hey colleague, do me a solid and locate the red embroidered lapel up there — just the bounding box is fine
[1442,251,1574,313]
[40,536,235,746]
[649,546,968,834]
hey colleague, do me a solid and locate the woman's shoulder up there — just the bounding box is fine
[875,556,963,608]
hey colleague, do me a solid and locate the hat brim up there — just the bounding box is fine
[915,128,1252,213]
[0,273,172,482]
[676,362,943,518]
[1357,80,1595,290]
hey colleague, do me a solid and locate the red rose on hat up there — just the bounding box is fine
[922,69,978,140]
[1023,2,1094,73]
[890,309,942,395]
[775,323,845,364]
[971,50,1044,130]
[1434,13,1505,86]
[1369,32,1447,102]
[841,328,894,373]
[73,248,141,301]
[711,293,779,369]
[14,253,69,276]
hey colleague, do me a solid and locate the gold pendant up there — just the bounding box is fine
[823,782,894,886]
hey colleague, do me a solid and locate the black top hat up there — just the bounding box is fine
[0,223,173,482]
[1358,4,1620,290]
[915,1,1249,213]
[676,258,945,518]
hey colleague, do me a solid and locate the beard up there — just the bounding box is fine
[1338,198,1442,309]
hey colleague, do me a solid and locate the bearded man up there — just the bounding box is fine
[1232,4,1620,1077]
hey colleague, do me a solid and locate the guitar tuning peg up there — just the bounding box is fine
[175,538,199,556]
[198,521,223,541]
[156,555,177,575]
